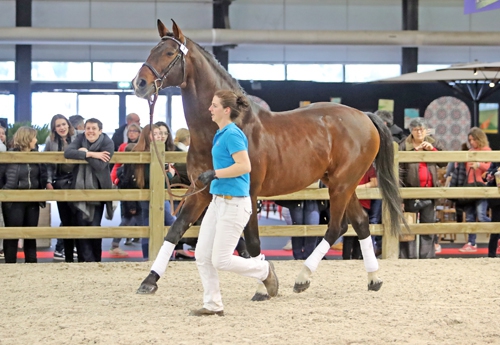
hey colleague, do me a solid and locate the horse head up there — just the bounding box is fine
[133,19,188,99]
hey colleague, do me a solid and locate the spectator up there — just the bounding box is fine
[399,118,444,259]
[154,122,194,259]
[64,118,115,262]
[174,128,190,152]
[376,110,406,143]
[455,127,491,253]
[121,124,176,260]
[1,126,48,263]
[111,113,141,151]
[69,115,85,131]
[343,165,377,260]
[288,200,321,260]
[486,162,500,257]
[0,125,6,259]
[0,125,6,151]
[44,114,78,262]
[109,122,142,256]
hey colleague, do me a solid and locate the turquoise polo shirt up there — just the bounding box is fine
[210,122,250,197]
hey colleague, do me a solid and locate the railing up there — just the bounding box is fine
[1,143,500,260]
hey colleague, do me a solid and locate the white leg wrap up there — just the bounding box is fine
[150,241,176,277]
[304,239,330,273]
[359,237,379,273]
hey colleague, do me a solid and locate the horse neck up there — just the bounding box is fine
[180,41,245,135]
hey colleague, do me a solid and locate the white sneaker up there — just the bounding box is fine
[282,239,292,251]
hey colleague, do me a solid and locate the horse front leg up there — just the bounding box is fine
[293,210,348,293]
[137,192,211,294]
[241,196,271,302]
[345,196,383,292]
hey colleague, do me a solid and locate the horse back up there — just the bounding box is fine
[244,102,379,197]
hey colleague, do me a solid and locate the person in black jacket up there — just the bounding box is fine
[486,163,500,257]
[64,118,115,262]
[1,126,48,263]
[376,110,406,143]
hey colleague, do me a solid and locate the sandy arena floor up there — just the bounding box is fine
[1,259,500,345]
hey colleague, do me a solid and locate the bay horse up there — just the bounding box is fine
[132,19,407,300]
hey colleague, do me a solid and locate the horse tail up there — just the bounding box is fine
[366,112,409,236]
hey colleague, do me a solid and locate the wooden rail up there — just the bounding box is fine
[1,143,500,260]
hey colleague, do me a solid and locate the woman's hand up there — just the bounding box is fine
[88,151,111,162]
[167,163,176,176]
[46,183,54,190]
[415,142,434,151]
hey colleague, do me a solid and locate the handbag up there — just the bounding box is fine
[400,212,416,242]
[455,167,484,206]
[53,174,73,190]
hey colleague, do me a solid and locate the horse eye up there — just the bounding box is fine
[166,51,174,57]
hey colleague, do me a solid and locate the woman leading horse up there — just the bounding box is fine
[132,19,407,301]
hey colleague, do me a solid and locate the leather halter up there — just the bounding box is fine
[141,36,207,215]
[142,35,188,94]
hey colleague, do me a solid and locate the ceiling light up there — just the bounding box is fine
[489,82,495,87]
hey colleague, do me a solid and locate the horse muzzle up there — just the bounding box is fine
[132,75,156,99]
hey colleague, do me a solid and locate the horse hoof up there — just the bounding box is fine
[136,272,159,294]
[368,280,383,292]
[251,293,270,301]
[293,281,310,293]
[137,282,158,294]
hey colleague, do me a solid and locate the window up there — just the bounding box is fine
[417,64,450,73]
[228,64,285,81]
[126,94,168,126]
[0,61,15,81]
[78,94,119,135]
[32,92,78,128]
[286,64,343,82]
[32,62,91,81]
[0,94,15,125]
[171,95,187,134]
[345,64,400,82]
[93,62,143,82]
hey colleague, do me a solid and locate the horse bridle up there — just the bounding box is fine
[142,35,188,94]
[141,36,208,215]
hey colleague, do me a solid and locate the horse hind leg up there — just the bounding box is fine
[293,212,349,293]
[346,196,383,292]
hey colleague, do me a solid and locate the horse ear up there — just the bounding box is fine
[157,19,169,38]
[171,19,185,43]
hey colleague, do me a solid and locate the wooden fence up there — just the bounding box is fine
[1,142,500,260]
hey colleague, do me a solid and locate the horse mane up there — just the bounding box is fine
[187,38,246,96]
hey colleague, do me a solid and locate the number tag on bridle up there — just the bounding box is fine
[179,44,188,55]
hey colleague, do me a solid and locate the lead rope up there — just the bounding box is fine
[147,89,208,216]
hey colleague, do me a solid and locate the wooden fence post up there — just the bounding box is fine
[149,142,165,261]
[381,141,400,259]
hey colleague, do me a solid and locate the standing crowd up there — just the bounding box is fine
[0,112,193,263]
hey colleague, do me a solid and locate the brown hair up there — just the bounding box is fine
[468,127,489,149]
[50,114,75,141]
[132,124,157,189]
[154,121,176,151]
[214,90,250,121]
[13,126,37,151]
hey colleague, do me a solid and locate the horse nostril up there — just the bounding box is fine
[138,79,147,88]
